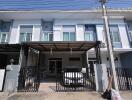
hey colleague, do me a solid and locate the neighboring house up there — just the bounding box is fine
[0,10,132,92]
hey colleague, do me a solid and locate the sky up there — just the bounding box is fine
[0,0,131,10]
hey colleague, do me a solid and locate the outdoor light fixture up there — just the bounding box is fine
[114,57,118,61]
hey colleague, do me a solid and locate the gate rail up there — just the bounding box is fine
[107,67,132,90]
[17,66,40,92]
[56,68,95,92]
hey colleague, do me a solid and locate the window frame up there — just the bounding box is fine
[109,25,122,48]
[84,25,96,41]
[42,31,53,41]
[63,25,76,41]
[109,26,121,43]
[19,32,32,42]
[128,31,132,41]
[19,25,33,42]
[84,30,96,41]
[0,32,8,43]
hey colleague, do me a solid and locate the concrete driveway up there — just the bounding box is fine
[0,91,132,100]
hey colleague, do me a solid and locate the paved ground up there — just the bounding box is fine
[0,91,132,100]
[1,92,104,100]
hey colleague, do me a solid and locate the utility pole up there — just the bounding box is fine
[99,0,118,90]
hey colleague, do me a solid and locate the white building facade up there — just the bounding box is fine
[0,10,132,92]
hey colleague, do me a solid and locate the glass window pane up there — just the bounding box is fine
[70,32,75,41]
[113,32,120,42]
[26,33,32,42]
[49,34,53,41]
[85,32,94,41]
[110,26,120,42]
[85,25,96,41]
[129,31,132,41]
[19,33,25,42]
[63,32,69,41]
[44,32,48,41]
[1,34,6,42]
[85,33,90,41]
[1,22,11,32]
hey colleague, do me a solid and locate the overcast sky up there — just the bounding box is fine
[0,0,131,10]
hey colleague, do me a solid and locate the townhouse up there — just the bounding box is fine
[0,10,132,92]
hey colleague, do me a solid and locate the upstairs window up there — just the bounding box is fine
[0,33,7,43]
[127,23,132,41]
[63,25,76,41]
[109,25,122,48]
[0,21,11,43]
[84,25,96,41]
[42,32,53,41]
[41,21,53,41]
[19,25,33,42]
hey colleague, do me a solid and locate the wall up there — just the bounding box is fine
[101,54,122,68]
[54,18,130,49]
[39,52,83,73]
[9,18,130,49]
[120,52,132,68]
[4,65,20,92]
[94,64,108,92]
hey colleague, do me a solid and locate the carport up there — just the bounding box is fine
[17,41,101,92]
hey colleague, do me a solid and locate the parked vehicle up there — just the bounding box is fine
[63,68,84,86]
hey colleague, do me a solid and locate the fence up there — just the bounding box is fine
[17,67,40,92]
[107,67,132,90]
[56,68,95,92]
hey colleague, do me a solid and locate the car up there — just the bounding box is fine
[63,68,84,86]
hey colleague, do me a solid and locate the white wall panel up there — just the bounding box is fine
[76,25,84,41]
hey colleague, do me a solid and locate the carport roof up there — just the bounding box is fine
[0,44,21,52]
[0,41,100,52]
[22,41,101,51]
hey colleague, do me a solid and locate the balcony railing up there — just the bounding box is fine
[41,31,53,41]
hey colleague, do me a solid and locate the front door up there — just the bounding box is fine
[49,58,62,76]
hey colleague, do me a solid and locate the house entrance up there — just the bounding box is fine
[49,58,62,76]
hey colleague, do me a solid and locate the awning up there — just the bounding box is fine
[0,44,21,52]
[22,41,101,51]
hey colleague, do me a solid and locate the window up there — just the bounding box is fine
[1,21,11,32]
[127,24,132,42]
[0,21,11,43]
[41,21,53,41]
[63,25,76,41]
[19,25,33,42]
[0,33,7,43]
[84,25,96,41]
[42,31,53,41]
[109,25,122,48]
[128,31,132,41]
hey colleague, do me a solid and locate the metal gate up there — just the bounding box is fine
[56,68,95,92]
[107,68,132,90]
[17,66,40,92]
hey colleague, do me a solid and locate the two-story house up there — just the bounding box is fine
[0,10,132,92]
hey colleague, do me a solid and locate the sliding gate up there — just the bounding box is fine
[56,68,95,92]
[17,66,40,92]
